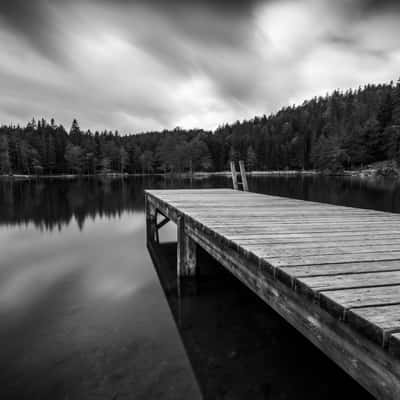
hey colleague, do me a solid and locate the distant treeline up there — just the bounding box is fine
[1,79,400,175]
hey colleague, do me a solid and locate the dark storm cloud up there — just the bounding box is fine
[361,0,400,12]
[99,0,262,12]
[0,0,399,132]
[0,0,258,54]
[0,1,62,60]
[0,0,398,54]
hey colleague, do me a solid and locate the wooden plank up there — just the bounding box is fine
[319,286,400,317]
[195,213,400,220]
[266,252,400,267]
[161,201,389,215]
[389,333,400,358]
[186,208,395,214]
[278,260,400,278]
[208,226,400,235]
[236,236,400,246]
[197,217,400,225]
[228,232,400,242]
[211,223,400,231]
[244,243,400,258]
[297,271,400,293]
[347,305,400,345]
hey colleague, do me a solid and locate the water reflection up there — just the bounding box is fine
[0,176,229,231]
[1,174,400,233]
[0,178,202,399]
[248,174,400,213]
[0,177,144,231]
[150,242,373,399]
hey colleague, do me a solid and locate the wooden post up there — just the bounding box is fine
[230,161,238,190]
[177,216,197,277]
[238,160,248,192]
[155,210,160,243]
[145,195,157,244]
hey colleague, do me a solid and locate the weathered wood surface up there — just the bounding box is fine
[177,216,197,278]
[238,160,249,191]
[145,188,400,399]
[230,162,239,190]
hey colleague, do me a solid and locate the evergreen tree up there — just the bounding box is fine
[69,119,82,146]
[392,79,400,126]
[0,79,399,175]
[139,150,154,174]
[246,145,257,170]
[387,79,400,163]
[119,147,128,173]
[47,135,57,173]
[0,135,12,174]
[65,144,83,174]
[377,93,393,129]
[312,135,347,172]
[70,119,80,134]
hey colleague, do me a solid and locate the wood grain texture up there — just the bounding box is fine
[318,286,400,320]
[279,260,400,277]
[298,271,400,291]
[145,188,400,399]
[177,216,197,277]
[347,305,400,344]
[389,333,400,359]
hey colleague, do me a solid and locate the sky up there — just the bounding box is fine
[0,0,400,134]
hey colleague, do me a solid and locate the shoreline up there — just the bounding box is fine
[0,169,395,180]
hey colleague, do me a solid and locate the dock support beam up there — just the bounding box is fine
[177,216,197,278]
[146,196,171,244]
[146,197,157,244]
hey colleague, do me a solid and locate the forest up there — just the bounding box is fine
[0,79,400,175]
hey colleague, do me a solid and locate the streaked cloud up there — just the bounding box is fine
[0,0,399,133]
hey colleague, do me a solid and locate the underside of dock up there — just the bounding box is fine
[145,188,400,400]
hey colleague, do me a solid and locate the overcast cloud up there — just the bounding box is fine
[0,0,399,133]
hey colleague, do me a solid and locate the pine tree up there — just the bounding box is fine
[47,135,57,173]
[27,118,37,130]
[311,135,347,172]
[0,135,12,175]
[70,119,80,134]
[64,143,83,174]
[377,92,393,129]
[69,119,82,146]
[119,147,128,173]
[246,145,257,171]
[387,128,400,164]
[388,79,400,164]
[392,79,400,126]
[139,151,154,174]
[228,146,238,163]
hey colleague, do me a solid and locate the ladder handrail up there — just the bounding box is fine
[230,160,248,191]
[238,160,249,192]
[230,161,239,190]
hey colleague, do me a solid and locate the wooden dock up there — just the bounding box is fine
[145,188,400,399]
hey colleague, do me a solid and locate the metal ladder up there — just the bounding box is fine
[230,160,248,191]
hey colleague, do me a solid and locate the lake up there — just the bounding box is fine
[1,174,399,399]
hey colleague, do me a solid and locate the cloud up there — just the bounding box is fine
[0,0,399,133]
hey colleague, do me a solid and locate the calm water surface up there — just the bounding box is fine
[1,175,399,399]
